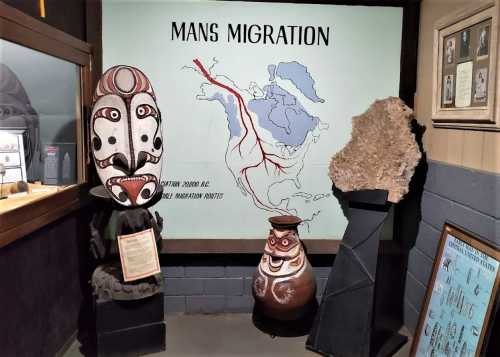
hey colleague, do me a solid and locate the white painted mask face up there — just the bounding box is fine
[91,66,163,207]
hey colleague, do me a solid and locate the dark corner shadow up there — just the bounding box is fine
[396,118,428,251]
[252,298,319,338]
[76,203,99,357]
[391,118,428,338]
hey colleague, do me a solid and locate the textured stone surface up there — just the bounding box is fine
[329,97,421,203]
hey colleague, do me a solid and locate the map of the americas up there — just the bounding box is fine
[186,59,329,226]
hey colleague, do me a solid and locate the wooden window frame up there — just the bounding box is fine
[0,2,93,248]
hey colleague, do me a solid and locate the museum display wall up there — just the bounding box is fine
[1,0,498,356]
[98,1,420,327]
[403,0,500,335]
[101,0,405,241]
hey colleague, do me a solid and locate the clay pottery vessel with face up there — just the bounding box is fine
[252,215,316,320]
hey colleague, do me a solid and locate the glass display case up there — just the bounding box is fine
[0,3,93,246]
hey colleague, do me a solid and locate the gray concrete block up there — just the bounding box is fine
[225,295,254,313]
[185,266,225,278]
[404,272,427,312]
[244,277,253,295]
[496,220,500,246]
[313,266,331,278]
[421,191,497,245]
[421,191,453,231]
[425,161,500,219]
[202,278,225,295]
[203,278,244,296]
[165,296,186,314]
[415,221,441,259]
[186,296,225,314]
[161,266,185,278]
[407,247,433,286]
[164,278,203,296]
[224,266,256,278]
[404,299,420,333]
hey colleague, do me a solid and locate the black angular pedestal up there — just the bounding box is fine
[95,292,166,356]
[306,190,407,357]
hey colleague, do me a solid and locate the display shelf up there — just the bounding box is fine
[0,184,90,248]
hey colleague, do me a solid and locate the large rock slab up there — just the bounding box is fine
[329,97,421,203]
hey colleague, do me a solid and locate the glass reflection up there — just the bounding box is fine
[0,39,79,185]
[0,63,41,180]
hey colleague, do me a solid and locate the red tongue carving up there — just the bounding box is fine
[119,179,146,205]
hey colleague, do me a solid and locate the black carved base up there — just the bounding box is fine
[306,189,406,357]
[95,293,166,356]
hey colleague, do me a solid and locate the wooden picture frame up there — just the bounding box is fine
[410,222,500,357]
[432,0,500,130]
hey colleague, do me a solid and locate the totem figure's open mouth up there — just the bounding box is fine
[106,174,157,205]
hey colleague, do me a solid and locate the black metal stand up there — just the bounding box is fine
[306,189,407,357]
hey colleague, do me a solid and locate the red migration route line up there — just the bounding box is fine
[192,58,290,214]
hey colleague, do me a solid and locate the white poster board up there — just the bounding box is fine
[103,0,403,239]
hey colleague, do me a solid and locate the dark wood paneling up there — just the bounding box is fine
[162,238,340,254]
[0,208,94,357]
[0,185,91,248]
[3,0,86,41]
[399,0,420,107]
[161,238,403,255]
[1,0,38,18]
[86,0,103,87]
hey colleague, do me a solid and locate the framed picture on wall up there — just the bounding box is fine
[432,0,500,130]
[410,223,500,357]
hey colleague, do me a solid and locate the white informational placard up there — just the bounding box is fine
[455,61,474,108]
[103,0,403,239]
[117,228,161,282]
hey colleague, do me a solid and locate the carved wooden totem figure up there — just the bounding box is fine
[252,215,316,320]
[91,65,163,207]
[89,65,165,298]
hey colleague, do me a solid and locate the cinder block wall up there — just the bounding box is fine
[161,256,332,314]
[404,161,499,331]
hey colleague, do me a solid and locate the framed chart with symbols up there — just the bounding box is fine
[411,223,500,357]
